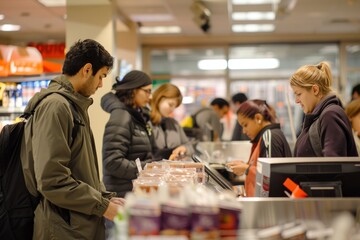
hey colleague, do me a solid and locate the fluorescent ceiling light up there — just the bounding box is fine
[232,0,280,4]
[232,24,275,32]
[228,58,279,69]
[232,12,275,21]
[38,0,66,7]
[0,14,4,20]
[0,24,21,31]
[139,26,181,34]
[130,14,173,22]
[182,96,195,104]
[198,59,227,70]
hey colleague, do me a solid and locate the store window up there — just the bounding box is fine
[345,44,360,102]
[150,48,227,122]
[148,43,340,144]
[228,43,339,143]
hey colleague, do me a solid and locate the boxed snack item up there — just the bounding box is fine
[160,203,190,237]
[190,205,220,240]
[126,193,161,236]
[132,177,163,193]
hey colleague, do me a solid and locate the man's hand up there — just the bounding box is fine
[103,201,122,221]
[110,197,126,206]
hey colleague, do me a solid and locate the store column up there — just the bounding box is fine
[66,2,116,175]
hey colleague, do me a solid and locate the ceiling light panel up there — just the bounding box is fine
[232,12,275,20]
[229,58,279,69]
[38,0,66,7]
[0,24,21,31]
[139,26,181,34]
[232,24,275,32]
[232,0,280,5]
[130,14,174,22]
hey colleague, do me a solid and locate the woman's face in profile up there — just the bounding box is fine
[237,114,262,140]
[351,112,360,137]
[133,84,152,107]
[291,85,318,114]
[159,97,178,117]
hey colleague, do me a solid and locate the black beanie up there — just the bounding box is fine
[112,70,152,90]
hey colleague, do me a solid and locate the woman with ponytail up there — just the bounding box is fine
[226,99,292,197]
[290,61,358,157]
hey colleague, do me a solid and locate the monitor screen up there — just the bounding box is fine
[255,157,360,197]
[192,154,233,191]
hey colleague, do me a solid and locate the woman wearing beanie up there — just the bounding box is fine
[150,83,194,160]
[101,70,154,198]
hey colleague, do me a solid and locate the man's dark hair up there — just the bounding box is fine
[352,83,360,96]
[231,92,248,104]
[62,39,114,76]
[210,98,229,108]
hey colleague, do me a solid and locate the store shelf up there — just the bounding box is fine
[0,107,25,114]
[0,73,60,83]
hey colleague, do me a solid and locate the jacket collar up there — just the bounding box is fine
[251,123,281,144]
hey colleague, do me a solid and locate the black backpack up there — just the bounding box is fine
[0,93,80,240]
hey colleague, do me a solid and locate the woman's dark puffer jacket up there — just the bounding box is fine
[101,92,154,197]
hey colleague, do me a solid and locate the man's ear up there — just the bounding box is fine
[83,63,92,77]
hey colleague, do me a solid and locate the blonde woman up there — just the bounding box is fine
[150,83,194,160]
[290,62,358,157]
[345,99,360,155]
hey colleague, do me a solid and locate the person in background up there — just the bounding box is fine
[192,97,230,141]
[20,39,124,240]
[345,99,360,155]
[351,83,360,101]
[226,100,292,197]
[290,61,358,157]
[101,70,155,198]
[150,83,194,160]
[230,92,250,141]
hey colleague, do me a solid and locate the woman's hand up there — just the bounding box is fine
[169,146,187,160]
[226,160,249,176]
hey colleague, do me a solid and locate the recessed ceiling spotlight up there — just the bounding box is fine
[20,12,30,17]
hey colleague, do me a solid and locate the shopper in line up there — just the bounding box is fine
[150,83,194,160]
[230,92,250,141]
[226,99,292,197]
[290,61,358,157]
[345,99,360,155]
[101,70,155,198]
[192,98,230,141]
[20,39,124,240]
[351,83,360,101]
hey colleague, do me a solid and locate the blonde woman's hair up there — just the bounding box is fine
[150,83,183,125]
[345,99,360,119]
[290,61,333,96]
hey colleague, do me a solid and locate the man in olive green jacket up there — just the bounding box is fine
[20,39,124,240]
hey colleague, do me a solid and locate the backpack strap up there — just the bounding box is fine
[23,92,82,146]
[191,108,210,128]
[309,117,323,157]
